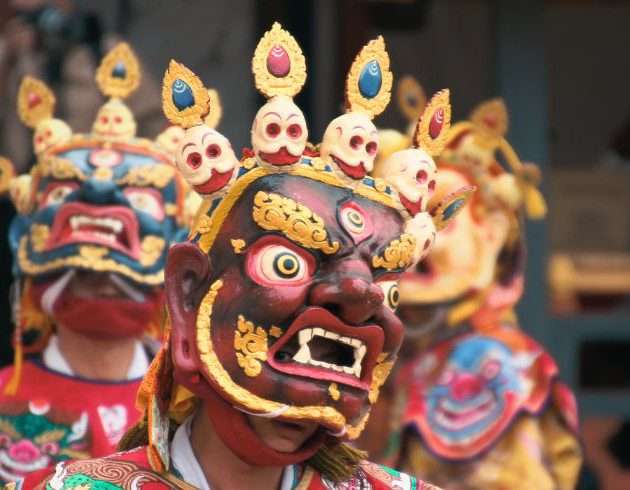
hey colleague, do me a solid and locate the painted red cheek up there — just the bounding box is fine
[366,141,377,155]
[114,116,123,124]
[100,116,109,124]
[428,180,436,192]
[45,130,52,138]
[36,136,44,144]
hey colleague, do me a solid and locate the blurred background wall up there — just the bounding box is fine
[0,0,629,487]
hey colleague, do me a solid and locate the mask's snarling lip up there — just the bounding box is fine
[331,155,366,179]
[46,202,141,259]
[258,146,301,165]
[193,168,233,194]
[267,306,384,391]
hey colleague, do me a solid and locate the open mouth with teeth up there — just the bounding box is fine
[433,391,497,432]
[331,155,366,180]
[267,307,383,391]
[45,202,141,258]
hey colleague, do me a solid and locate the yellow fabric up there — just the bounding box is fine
[400,409,582,490]
[168,384,197,424]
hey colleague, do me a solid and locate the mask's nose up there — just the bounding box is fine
[450,372,484,401]
[309,275,384,325]
[76,179,124,205]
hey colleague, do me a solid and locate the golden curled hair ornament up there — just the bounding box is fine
[95,42,141,99]
[413,89,452,156]
[397,75,428,126]
[17,76,57,129]
[344,36,393,119]
[252,22,307,99]
[162,60,211,129]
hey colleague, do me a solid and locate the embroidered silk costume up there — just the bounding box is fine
[369,80,582,489]
[0,43,188,484]
[12,24,467,490]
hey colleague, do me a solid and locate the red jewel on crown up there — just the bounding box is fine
[267,44,291,78]
[28,92,42,109]
[429,107,444,139]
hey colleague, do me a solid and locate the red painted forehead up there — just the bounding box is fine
[207,174,406,275]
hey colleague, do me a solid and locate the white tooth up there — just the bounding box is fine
[320,361,332,370]
[112,220,122,233]
[298,329,312,346]
[342,366,353,374]
[293,345,311,363]
[350,338,360,348]
[353,365,362,378]
[338,336,349,345]
[310,360,322,367]
[313,328,325,337]
[325,331,338,340]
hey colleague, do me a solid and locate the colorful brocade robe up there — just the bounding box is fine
[0,359,143,484]
[393,324,582,490]
[13,445,440,489]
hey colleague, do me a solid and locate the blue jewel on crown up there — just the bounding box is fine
[172,79,195,110]
[358,60,382,99]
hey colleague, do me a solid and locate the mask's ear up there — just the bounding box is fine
[165,243,211,376]
[430,185,475,231]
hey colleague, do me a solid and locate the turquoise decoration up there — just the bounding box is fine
[172,79,195,110]
[443,199,465,220]
[358,60,382,99]
[112,61,126,79]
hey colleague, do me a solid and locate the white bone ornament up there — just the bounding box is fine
[177,125,239,198]
[33,119,72,155]
[320,112,379,181]
[92,100,137,141]
[382,148,438,216]
[404,211,437,267]
[251,95,307,167]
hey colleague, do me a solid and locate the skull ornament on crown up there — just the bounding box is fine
[7,43,188,370]
[162,62,239,201]
[17,77,72,156]
[129,23,466,475]
[320,37,393,182]
[91,44,140,142]
[250,22,308,168]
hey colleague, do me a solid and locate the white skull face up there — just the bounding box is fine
[320,112,378,180]
[156,125,186,154]
[382,148,437,216]
[251,95,307,166]
[177,125,238,197]
[92,100,137,141]
[33,118,72,155]
[404,211,437,267]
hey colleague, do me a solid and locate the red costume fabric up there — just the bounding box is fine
[18,446,438,489]
[397,322,579,461]
[0,360,142,484]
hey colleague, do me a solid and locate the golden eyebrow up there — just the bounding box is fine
[38,157,87,181]
[251,191,340,255]
[115,163,175,188]
[372,233,416,271]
